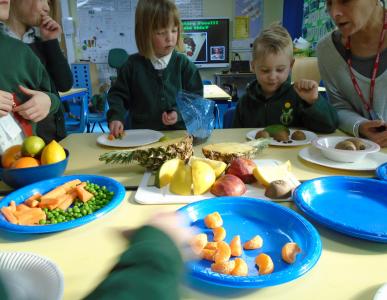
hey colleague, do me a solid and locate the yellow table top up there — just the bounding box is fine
[1,129,387,300]
[204,84,232,101]
[58,87,88,98]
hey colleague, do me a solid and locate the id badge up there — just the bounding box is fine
[369,109,382,121]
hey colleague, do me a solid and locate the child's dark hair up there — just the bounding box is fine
[135,0,183,59]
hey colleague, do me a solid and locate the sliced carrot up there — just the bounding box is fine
[39,197,63,210]
[9,201,16,212]
[75,185,94,202]
[17,208,46,225]
[26,193,42,202]
[15,204,30,214]
[25,198,40,208]
[57,192,77,210]
[40,179,81,202]
[1,207,18,224]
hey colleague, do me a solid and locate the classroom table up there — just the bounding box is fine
[203,84,232,101]
[1,129,387,300]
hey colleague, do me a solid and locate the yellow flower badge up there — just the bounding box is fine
[280,101,293,125]
[284,102,291,109]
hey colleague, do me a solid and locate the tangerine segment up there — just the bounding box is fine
[190,233,208,255]
[211,260,235,275]
[281,242,301,264]
[201,249,216,261]
[204,212,223,229]
[230,235,242,256]
[204,242,218,250]
[255,253,274,275]
[11,157,40,169]
[1,145,22,168]
[213,226,226,242]
[244,235,263,250]
[214,241,231,264]
[230,258,248,276]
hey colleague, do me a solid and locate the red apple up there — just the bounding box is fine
[226,158,257,183]
[210,174,247,196]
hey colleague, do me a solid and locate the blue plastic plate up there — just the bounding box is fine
[0,175,125,233]
[178,197,321,288]
[376,162,387,181]
[293,176,387,243]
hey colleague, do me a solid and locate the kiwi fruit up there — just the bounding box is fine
[335,140,357,151]
[345,138,366,150]
[291,130,306,140]
[265,180,293,199]
[255,130,270,139]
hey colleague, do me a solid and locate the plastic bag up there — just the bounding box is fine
[176,91,215,142]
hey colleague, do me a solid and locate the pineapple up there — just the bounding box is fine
[99,135,193,171]
[202,139,270,164]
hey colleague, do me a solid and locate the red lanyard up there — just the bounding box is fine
[345,10,387,112]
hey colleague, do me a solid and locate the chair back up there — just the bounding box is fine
[202,79,213,85]
[66,94,88,134]
[108,48,128,69]
[291,57,321,83]
[223,107,236,129]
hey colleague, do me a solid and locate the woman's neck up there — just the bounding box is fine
[5,17,28,39]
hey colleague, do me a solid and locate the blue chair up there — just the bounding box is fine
[87,92,109,133]
[223,106,236,128]
[65,94,88,134]
[202,79,213,85]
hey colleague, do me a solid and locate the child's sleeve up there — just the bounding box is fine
[83,226,183,300]
[300,94,339,133]
[182,61,203,97]
[38,66,61,115]
[232,102,243,128]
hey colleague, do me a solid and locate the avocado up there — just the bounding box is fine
[264,124,290,137]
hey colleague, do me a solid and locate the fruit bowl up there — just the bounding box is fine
[0,149,69,189]
[312,136,380,163]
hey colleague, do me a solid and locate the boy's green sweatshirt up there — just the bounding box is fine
[0,33,60,133]
[107,50,203,130]
[83,226,183,300]
[232,79,338,133]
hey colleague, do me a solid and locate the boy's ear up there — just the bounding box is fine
[250,61,255,73]
[290,58,295,69]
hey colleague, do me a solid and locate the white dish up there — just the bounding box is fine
[299,146,387,171]
[97,129,164,148]
[0,252,64,300]
[246,128,317,146]
[135,159,300,204]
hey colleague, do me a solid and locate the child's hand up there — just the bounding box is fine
[13,86,51,122]
[109,120,124,137]
[40,15,62,41]
[294,79,319,105]
[162,110,178,126]
[0,90,14,117]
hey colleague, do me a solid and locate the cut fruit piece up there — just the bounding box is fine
[192,160,216,195]
[169,164,192,196]
[189,156,227,178]
[253,160,292,187]
[202,139,270,164]
[158,158,184,188]
[264,124,290,137]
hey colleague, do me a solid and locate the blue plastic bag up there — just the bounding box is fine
[176,91,215,140]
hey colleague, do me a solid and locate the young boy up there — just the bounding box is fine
[232,24,338,133]
[0,0,60,153]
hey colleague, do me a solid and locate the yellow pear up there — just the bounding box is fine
[190,156,227,178]
[192,160,216,195]
[169,164,192,196]
[253,160,292,187]
[40,140,66,165]
[158,158,184,188]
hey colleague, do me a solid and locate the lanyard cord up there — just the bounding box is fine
[345,10,387,112]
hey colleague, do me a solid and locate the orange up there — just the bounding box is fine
[1,145,22,168]
[11,157,40,169]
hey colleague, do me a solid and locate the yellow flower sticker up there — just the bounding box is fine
[284,102,291,109]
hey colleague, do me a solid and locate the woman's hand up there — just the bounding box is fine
[109,120,124,137]
[294,79,319,105]
[0,90,14,117]
[40,15,62,41]
[13,86,51,122]
[162,110,178,126]
[359,120,387,147]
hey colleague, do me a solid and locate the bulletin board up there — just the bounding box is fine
[302,0,335,51]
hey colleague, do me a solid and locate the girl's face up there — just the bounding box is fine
[326,0,379,38]
[152,23,178,58]
[14,0,50,26]
[251,52,293,98]
[0,0,10,21]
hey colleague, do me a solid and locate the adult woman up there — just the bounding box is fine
[317,0,387,147]
[1,0,73,143]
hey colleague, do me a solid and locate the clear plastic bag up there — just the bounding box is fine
[176,91,215,142]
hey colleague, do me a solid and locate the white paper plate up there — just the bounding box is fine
[135,159,300,204]
[299,146,387,171]
[0,252,64,300]
[97,129,164,148]
[246,128,317,146]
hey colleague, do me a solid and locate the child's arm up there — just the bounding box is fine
[293,79,318,105]
[0,90,14,117]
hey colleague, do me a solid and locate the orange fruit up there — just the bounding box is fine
[11,157,40,169]
[1,145,22,168]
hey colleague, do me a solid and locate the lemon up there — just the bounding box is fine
[169,164,192,195]
[191,160,216,195]
[21,136,45,157]
[190,156,227,178]
[157,158,184,188]
[253,160,291,187]
[40,140,66,165]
